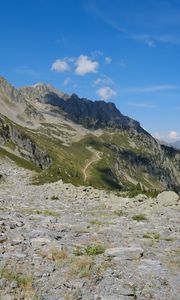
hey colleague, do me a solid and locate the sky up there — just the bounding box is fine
[0,0,180,142]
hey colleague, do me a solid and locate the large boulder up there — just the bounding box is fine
[157,191,179,206]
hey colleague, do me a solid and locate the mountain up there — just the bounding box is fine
[0,76,180,193]
[19,83,145,132]
[171,140,180,150]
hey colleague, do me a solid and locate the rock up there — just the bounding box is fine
[135,194,148,201]
[0,159,179,300]
[105,247,144,260]
[31,237,52,248]
[0,235,7,244]
[157,191,179,206]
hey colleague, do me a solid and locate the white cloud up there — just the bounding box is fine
[154,131,179,141]
[51,59,70,72]
[154,132,165,141]
[167,131,179,140]
[105,56,112,64]
[96,86,117,100]
[93,75,114,86]
[75,55,99,76]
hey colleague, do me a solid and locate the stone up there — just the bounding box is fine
[0,235,7,244]
[105,247,144,260]
[157,191,179,206]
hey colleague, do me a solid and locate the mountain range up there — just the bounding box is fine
[0,76,180,193]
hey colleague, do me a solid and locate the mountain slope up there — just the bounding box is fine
[0,76,180,193]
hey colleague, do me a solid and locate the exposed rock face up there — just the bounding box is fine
[0,76,25,104]
[0,117,52,169]
[20,84,146,132]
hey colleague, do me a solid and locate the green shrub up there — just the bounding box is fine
[85,245,105,256]
[143,232,160,240]
[50,195,59,200]
[132,214,147,222]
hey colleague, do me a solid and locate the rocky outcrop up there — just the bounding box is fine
[0,117,52,169]
[0,76,25,104]
[20,84,147,132]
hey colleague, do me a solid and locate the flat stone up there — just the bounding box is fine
[157,191,179,206]
[31,237,52,248]
[105,247,144,260]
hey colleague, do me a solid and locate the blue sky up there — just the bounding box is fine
[0,0,180,141]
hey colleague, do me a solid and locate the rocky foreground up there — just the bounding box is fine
[0,159,180,300]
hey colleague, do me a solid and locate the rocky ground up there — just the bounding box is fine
[0,158,180,300]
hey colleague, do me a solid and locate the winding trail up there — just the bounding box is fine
[83,146,103,181]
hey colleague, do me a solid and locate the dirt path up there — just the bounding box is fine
[83,146,102,181]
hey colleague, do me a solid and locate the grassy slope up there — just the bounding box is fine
[0,115,172,191]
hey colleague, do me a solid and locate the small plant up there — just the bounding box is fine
[132,284,137,300]
[143,232,160,240]
[34,209,60,217]
[67,257,93,279]
[0,268,33,289]
[163,237,175,242]
[51,248,68,261]
[114,209,128,217]
[90,220,103,225]
[50,195,59,200]
[85,245,105,256]
[132,214,147,222]
[40,247,68,263]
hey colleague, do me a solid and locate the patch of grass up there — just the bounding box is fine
[35,209,60,217]
[163,237,175,242]
[73,244,105,256]
[0,268,33,290]
[114,209,128,217]
[128,189,142,198]
[22,208,60,217]
[0,147,40,172]
[132,214,147,222]
[144,189,160,198]
[51,248,68,261]
[67,257,93,279]
[90,220,103,225]
[85,245,105,256]
[143,233,175,242]
[40,247,68,264]
[50,195,59,200]
[143,232,160,240]
[174,247,180,254]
